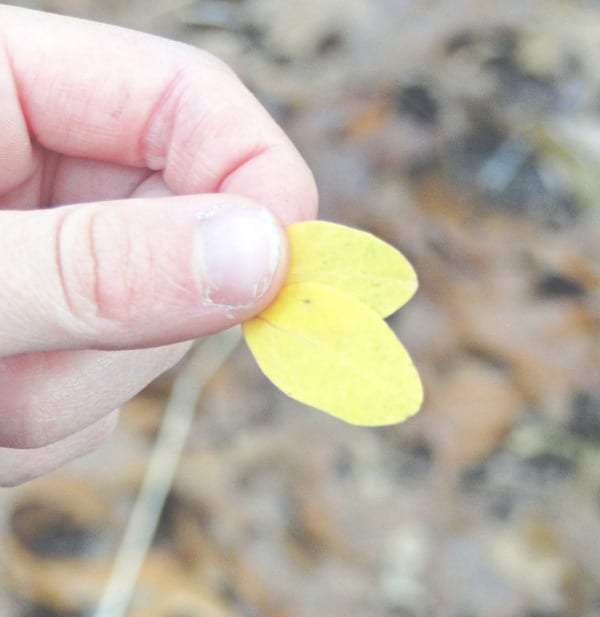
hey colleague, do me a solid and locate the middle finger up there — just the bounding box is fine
[0,342,190,449]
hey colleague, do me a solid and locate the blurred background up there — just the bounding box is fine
[1,1,599,616]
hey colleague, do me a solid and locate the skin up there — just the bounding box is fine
[0,5,318,485]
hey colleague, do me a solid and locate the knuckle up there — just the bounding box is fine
[55,206,148,340]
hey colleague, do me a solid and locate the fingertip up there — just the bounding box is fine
[219,145,319,226]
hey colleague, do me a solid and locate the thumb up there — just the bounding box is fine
[0,194,287,355]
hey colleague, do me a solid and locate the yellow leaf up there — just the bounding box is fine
[243,282,423,426]
[286,221,418,317]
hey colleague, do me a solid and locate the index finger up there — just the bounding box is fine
[0,5,318,223]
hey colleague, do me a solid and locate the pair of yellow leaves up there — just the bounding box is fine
[242,221,423,426]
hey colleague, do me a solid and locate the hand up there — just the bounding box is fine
[0,5,318,485]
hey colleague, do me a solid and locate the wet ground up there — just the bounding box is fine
[1,1,599,616]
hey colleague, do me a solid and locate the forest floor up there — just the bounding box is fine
[1,1,600,616]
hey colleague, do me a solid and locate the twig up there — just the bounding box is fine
[89,326,243,617]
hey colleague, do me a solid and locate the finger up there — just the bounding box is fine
[0,193,286,356]
[51,157,155,206]
[0,343,189,449]
[0,410,119,487]
[0,153,155,210]
[0,6,318,223]
[48,157,171,206]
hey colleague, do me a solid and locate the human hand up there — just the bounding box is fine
[0,5,318,485]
